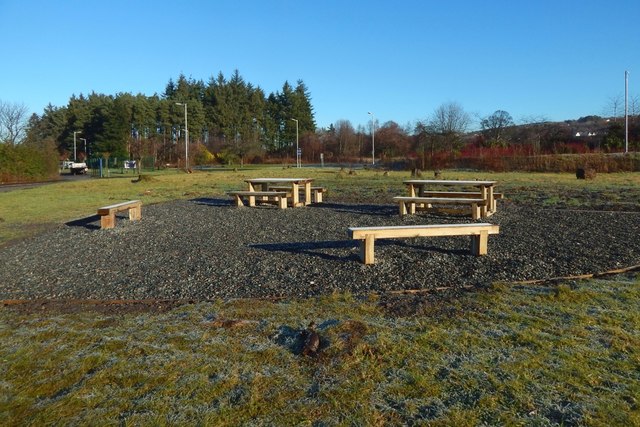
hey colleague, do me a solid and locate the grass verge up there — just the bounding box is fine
[1,276,638,425]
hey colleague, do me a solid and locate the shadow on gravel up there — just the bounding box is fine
[65,215,101,230]
[250,240,355,262]
[396,240,470,256]
[311,202,396,217]
[192,197,231,207]
[250,239,467,262]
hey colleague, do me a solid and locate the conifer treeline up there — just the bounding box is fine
[26,70,316,165]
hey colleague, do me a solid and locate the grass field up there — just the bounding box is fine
[2,166,640,245]
[1,167,639,425]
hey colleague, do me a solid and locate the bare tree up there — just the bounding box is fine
[428,102,471,153]
[629,94,639,121]
[334,119,357,158]
[480,110,514,146]
[0,100,29,145]
[429,102,471,135]
[604,95,623,121]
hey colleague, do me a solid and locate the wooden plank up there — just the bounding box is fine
[418,191,483,198]
[97,200,141,215]
[349,223,499,240]
[403,179,497,186]
[393,197,486,205]
[226,191,288,197]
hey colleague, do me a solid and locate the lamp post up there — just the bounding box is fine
[368,112,375,165]
[175,102,188,170]
[291,118,300,168]
[625,70,629,154]
[73,131,82,162]
[79,138,87,161]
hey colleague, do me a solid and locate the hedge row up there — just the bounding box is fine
[0,143,60,184]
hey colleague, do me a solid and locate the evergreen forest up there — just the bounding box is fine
[1,69,639,183]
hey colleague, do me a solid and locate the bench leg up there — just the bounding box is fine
[398,201,407,216]
[248,195,257,207]
[360,235,376,264]
[304,182,312,205]
[234,195,245,207]
[129,206,141,221]
[470,231,489,256]
[471,203,480,220]
[100,214,115,229]
[313,190,323,203]
[278,196,287,209]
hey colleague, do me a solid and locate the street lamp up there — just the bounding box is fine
[291,118,300,168]
[73,131,82,162]
[79,138,87,161]
[625,70,629,154]
[175,102,189,171]
[368,112,375,165]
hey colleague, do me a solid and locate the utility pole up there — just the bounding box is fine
[368,112,375,165]
[73,131,82,162]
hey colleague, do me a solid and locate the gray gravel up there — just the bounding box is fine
[1,198,639,300]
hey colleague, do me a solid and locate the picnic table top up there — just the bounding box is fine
[245,178,314,184]
[403,179,497,186]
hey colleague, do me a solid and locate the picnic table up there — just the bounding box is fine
[401,179,499,218]
[245,178,314,208]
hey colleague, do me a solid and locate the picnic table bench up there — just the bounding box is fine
[97,200,142,229]
[348,223,500,264]
[226,190,289,209]
[401,179,500,218]
[393,196,486,219]
[268,185,327,203]
[245,178,314,207]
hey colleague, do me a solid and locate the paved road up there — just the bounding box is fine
[0,173,91,193]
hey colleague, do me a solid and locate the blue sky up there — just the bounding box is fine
[1,0,638,130]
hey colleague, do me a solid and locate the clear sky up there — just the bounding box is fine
[1,0,638,131]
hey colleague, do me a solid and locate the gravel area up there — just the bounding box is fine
[1,198,639,300]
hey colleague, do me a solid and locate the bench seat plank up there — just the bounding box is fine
[417,191,503,199]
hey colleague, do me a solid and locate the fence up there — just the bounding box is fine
[88,156,156,177]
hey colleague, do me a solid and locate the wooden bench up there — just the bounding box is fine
[268,185,327,203]
[348,223,500,265]
[393,196,486,219]
[226,191,288,209]
[97,200,142,229]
